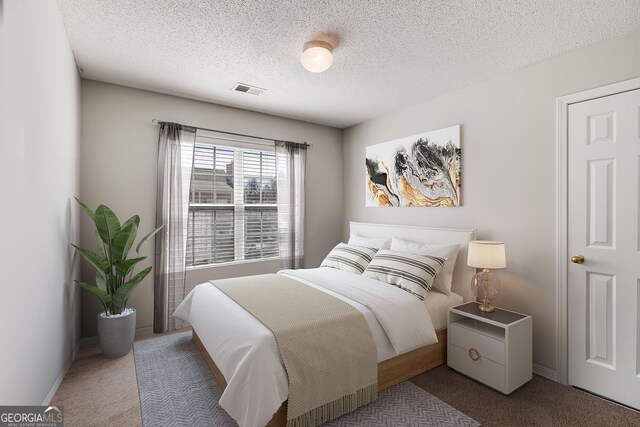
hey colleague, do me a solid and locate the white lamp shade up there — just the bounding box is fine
[300,41,333,73]
[467,240,506,269]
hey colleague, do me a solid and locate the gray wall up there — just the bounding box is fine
[0,1,81,404]
[80,81,343,336]
[342,29,640,374]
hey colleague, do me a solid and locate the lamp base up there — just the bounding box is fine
[478,298,495,313]
[471,269,500,313]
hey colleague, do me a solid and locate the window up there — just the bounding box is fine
[186,141,279,267]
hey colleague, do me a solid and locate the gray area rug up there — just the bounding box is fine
[134,332,480,426]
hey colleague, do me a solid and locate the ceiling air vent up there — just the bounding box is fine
[232,83,266,96]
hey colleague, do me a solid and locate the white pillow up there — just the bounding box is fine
[390,237,459,296]
[320,243,378,275]
[363,250,446,300]
[348,233,391,250]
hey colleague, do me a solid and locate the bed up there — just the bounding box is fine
[175,222,476,427]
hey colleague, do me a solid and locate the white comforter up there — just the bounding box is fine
[174,268,438,427]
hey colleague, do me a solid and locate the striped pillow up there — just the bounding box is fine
[320,243,378,275]
[363,250,446,300]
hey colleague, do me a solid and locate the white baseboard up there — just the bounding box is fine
[79,335,98,346]
[135,325,153,336]
[42,341,81,406]
[533,362,558,382]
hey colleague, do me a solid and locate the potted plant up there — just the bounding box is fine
[72,198,163,358]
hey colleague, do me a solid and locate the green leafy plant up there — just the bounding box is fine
[72,198,164,315]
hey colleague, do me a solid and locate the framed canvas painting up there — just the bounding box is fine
[365,125,461,207]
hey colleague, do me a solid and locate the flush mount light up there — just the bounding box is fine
[300,40,334,73]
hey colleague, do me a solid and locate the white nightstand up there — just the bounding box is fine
[447,302,532,394]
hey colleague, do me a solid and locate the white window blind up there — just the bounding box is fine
[186,135,278,267]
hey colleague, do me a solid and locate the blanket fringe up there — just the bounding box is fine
[286,384,378,427]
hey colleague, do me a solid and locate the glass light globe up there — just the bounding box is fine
[300,42,333,73]
[470,269,501,312]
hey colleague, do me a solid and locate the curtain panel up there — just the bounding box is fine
[154,122,195,333]
[276,141,307,269]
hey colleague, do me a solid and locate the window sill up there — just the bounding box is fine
[186,256,281,271]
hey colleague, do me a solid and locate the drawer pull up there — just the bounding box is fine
[468,348,481,361]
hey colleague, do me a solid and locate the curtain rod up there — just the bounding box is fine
[151,119,311,148]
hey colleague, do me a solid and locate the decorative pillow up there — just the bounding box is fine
[320,243,378,275]
[363,250,446,300]
[348,233,391,250]
[390,238,459,296]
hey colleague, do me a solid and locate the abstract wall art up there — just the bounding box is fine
[365,125,461,207]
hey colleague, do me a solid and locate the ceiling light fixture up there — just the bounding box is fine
[300,40,334,73]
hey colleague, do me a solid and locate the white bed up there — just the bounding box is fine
[174,222,476,427]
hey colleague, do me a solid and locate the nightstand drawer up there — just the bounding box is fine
[448,343,506,392]
[449,322,505,365]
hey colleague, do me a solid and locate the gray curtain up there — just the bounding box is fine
[276,141,307,269]
[154,122,195,333]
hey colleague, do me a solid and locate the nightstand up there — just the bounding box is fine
[447,302,532,394]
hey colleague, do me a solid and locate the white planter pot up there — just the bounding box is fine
[97,308,136,358]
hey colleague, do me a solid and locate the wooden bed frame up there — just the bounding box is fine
[190,223,475,426]
[193,327,448,427]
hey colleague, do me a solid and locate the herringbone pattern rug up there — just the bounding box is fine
[134,332,479,426]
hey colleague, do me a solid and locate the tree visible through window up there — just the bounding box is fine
[186,143,278,266]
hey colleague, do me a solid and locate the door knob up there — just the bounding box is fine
[571,254,585,264]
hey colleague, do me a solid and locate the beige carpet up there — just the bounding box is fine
[411,366,640,427]
[51,342,142,426]
[52,330,640,426]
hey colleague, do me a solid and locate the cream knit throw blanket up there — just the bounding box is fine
[211,274,378,427]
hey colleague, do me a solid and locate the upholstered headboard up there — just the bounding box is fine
[349,222,477,302]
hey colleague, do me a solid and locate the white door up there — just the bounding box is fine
[568,88,640,409]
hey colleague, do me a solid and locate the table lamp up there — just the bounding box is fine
[467,241,507,313]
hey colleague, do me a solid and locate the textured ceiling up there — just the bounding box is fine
[58,0,640,128]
